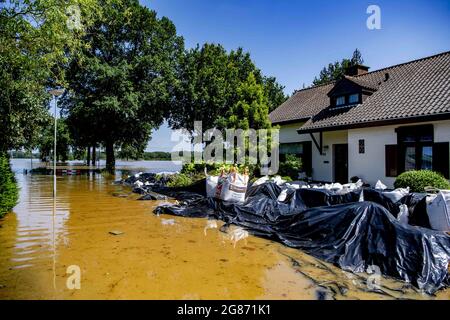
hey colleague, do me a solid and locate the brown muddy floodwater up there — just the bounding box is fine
[0,166,449,300]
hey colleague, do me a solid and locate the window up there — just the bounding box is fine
[404,146,416,171]
[422,146,433,170]
[358,139,365,154]
[397,125,434,172]
[349,93,359,104]
[336,96,345,106]
[387,125,449,178]
[279,143,303,155]
[279,142,312,176]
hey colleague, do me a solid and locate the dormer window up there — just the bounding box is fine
[349,93,359,104]
[336,96,345,106]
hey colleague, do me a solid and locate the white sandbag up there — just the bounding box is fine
[252,176,269,186]
[355,179,363,188]
[205,175,219,198]
[426,191,450,232]
[375,180,387,190]
[220,172,249,203]
[397,204,409,225]
[134,180,143,188]
[383,188,410,203]
[285,183,301,190]
[277,189,288,202]
[324,183,343,191]
[272,176,286,186]
[343,179,364,191]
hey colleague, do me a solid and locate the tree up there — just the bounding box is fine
[0,0,99,153]
[263,76,288,112]
[169,44,286,133]
[351,48,364,65]
[63,0,184,172]
[226,73,271,130]
[168,43,230,133]
[224,72,274,166]
[312,49,365,86]
[38,118,72,162]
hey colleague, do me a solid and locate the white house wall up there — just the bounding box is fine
[348,119,450,188]
[278,122,308,143]
[278,122,347,182]
[311,131,348,182]
[278,119,450,187]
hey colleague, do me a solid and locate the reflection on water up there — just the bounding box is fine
[0,161,448,299]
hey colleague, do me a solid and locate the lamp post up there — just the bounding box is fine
[49,89,65,197]
[49,88,64,291]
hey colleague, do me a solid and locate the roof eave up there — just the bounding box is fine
[271,117,311,126]
[296,112,450,134]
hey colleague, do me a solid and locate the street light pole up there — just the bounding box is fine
[49,89,64,197]
[53,95,57,196]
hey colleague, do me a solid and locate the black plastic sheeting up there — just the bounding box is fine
[124,175,450,294]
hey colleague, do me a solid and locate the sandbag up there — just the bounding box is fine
[397,204,409,225]
[427,191,450,232]
[220,172,249,203]
[205,175,219,198]
[361,188,400,218]
[383,188,410,203]
[375,180,387,190]
[398,193,431,229]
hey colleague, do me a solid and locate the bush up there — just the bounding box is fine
[181,161,259,178]
[0,153,19,218]
[166,173,193,187]
[394,170,450,192]
[278,154,302,180]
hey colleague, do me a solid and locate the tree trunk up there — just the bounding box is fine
[86,146,91,165]
[105,141,115,173]
[92,144,96,166]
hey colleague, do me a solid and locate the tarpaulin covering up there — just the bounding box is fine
[124,175,450,294]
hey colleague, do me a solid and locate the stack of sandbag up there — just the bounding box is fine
[426,190,450,232]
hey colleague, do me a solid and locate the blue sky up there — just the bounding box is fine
[142,0,450,151]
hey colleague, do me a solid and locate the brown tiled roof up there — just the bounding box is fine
[269,51,450,131]
[269,82,335,124]
[342,75,378,91]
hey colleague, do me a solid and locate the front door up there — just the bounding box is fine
[334,144,348,183]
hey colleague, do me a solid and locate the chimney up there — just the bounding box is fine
[345,64,370,76]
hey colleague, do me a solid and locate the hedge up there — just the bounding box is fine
[394,170,450,193]
[0,153,19,218]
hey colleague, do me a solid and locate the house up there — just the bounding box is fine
[270,51,450,187]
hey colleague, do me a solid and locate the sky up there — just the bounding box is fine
[141,0,450,152]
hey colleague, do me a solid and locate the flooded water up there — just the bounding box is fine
[0,160,448,300]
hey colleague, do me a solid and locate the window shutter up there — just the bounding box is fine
[385,145,398,177]
[432,142,449,178]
